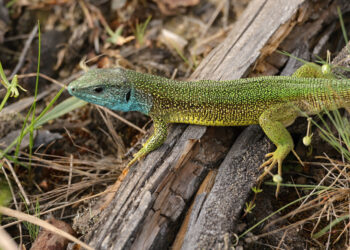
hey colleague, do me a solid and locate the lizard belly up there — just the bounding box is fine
[165,103,264,126]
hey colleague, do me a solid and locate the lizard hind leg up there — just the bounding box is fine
[292,62,335,79]
[258,104,299,196]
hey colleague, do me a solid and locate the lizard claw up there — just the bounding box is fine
[264,152,274,158]
[258,150,283,197]
[127,150,146,167]
[126,156,138,168]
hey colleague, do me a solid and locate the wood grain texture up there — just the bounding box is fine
[181,126,267,249]
[191,0,304,81]
[83,0,350,249]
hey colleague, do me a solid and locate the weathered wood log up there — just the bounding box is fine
[180,125,268,249]
[84,0,350,249]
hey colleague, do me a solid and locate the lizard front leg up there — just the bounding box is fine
[127,117,168,168]
[110,117,167,192]
[101,118,167,209]
[258,104,299,195]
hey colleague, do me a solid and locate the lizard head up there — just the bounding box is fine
[68,68,150,114]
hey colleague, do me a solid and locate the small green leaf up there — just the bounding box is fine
[313,215,350,239]
[35,96,87,128]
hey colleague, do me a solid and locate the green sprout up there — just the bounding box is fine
[135,15,152,47]
[0,62,27,111]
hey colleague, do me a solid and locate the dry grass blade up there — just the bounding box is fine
[18,153,97,177]
[0,206,94,250]
[32,177,116,206]
[1,150,119,232]
[97,106,126,157]
[252,160,350,245]
[1,189,110,230]
[100,106,146,134]
[17,72,65,88]
[3,158,30,205]
[200,0,226,38]
[10,24,38,78]
[1,165,23,245]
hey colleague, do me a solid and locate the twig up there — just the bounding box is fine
[78,0,94,29]
[16,68,88,86]
[61,154,74,218]
[200,0,226,38]
[97,107,126,156]
[4,34,36,42]
[16,72,65,88]
[100,106,146,134]
[0,206,94,250]
[1,189,110,229]
[64,127,102,157]
[10,24,38,79]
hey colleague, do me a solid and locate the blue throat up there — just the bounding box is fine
[110,92,151,115]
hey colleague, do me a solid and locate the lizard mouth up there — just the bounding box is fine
[67,83,97,103]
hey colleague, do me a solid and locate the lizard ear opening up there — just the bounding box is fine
[125,90,131,102]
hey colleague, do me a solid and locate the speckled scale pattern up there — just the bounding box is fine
[125,69,350,126]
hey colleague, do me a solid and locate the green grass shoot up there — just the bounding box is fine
[312,214,350,239]
[337,6,349,52]
[237,187,330,242]
[0,181,10,207]
[134,15,151,46]
[313,108,350,162]
[0,21,86,166]
[0,62,26,112]
[106,25,124,45]
[5,0,17,8]
[22,198,40,242]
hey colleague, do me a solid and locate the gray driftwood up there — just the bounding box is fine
[85,0,350,249]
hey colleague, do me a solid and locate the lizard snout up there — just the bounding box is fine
[67,85,76,94]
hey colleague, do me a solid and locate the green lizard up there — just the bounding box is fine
[67,63,349,192]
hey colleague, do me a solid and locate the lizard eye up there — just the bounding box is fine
[93,86,104,93]
[125,90,131,102]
